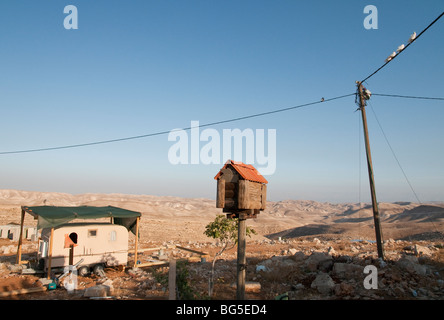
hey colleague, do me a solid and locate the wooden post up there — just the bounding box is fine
[168,259,176,300]
[16,208,26,265]
[47,227,54,279]
[133,216,140,268]
[236,217,246,300]
[0,286,47,298]
[69,245,74,266]
[357,81,385,260]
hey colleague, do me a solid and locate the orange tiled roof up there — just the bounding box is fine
[214,160,268,184]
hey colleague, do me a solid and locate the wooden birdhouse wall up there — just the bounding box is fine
[238,180,267,210]
[216,166,267,211]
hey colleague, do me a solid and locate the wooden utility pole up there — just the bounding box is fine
[133,216,140,268]
[47,227,54,279]
[168,259,176,300]
[357,81,385,260]
[15,209,25,265]
[236,217,246,300]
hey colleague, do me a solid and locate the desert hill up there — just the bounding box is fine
[0,189,443,242]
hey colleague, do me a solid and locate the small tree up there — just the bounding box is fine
[204,214,256,297]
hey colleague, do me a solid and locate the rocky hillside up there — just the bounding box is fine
[0,189,443,241]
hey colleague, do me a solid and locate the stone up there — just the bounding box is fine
[101,279,114,291]
[333,262,364,277]
[39,278,55,286]
[305,252,332,272]
[245,281,261,293]
[334,282,355,296]
[256,265,268,272]
[414,245,432,257]
[292,251,306,262]
[327,246,337,256]
[84,284,112,297]
[292,283,305,290]
[397,256,428,276]
[230,281,261,293]
[7,264,23,273]
[311,273,335,294]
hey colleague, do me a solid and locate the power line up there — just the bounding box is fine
[367,100,422,204]
[361,11,444,83]
[1,89,441,156]
[372,93,444,101]
[0,93,355,155]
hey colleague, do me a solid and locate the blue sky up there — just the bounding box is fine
[1,1,443,203]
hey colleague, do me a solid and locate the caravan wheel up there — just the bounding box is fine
[78,266,90,277]
[93,264,106,277]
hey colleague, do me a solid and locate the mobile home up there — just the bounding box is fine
[38,222,129,271]
[16,205,141,276]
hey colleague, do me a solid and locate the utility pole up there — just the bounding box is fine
[356,81,385,260]
[237,217,246,300]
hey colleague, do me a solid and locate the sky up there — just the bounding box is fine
[0,1,443,203]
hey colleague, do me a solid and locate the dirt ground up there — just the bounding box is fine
[1,192,444,301]
[1,235,444,301]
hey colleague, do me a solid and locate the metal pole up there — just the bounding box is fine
[237,217,246,300]
[357,81,385,260]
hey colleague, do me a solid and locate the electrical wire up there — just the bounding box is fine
[372,93,444,101]
[360,11,444,83]
[367,100,422,204]
[0,93,355,155]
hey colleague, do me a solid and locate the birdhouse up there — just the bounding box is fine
[214,160,268,219]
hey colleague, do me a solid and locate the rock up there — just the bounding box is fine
[292,283,305,290]
[7,264,24,273]
[333,262,364,277]
[397,256,428,276]
[84,284,112,297]
[101,279,114,291]
[230,281,261,293]
[288,248,297,255]
[336,255,352,263]
[292,251,306,262]
[245,282,261,293]
[414,245,432,257]
[350,246,359,253]
[256,265,268,272]
[311,273,335,294]
[334,282,355,296]
[261,256,297,270]
[377,258,387,268]
[305,252,332,272]
[319,259,333,272]
[327,246,337,256]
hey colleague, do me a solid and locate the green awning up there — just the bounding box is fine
[22,205,141,235]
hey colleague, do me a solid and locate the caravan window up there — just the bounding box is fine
[88,229,97,238]
[69,232,78,244]
[110,230,116,241]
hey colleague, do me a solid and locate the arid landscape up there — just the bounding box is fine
[1,189,443,300]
